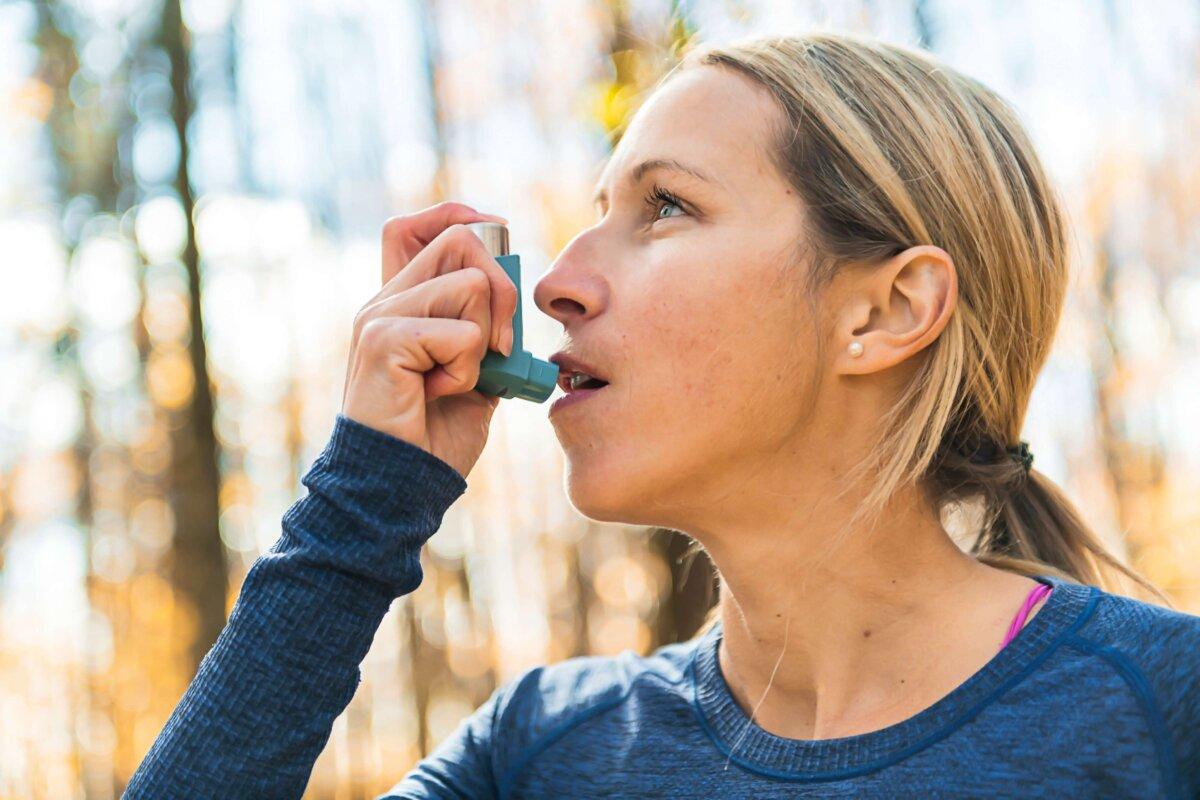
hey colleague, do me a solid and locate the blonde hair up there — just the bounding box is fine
[663,32,1172,638]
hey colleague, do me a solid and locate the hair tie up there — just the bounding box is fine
[1007,440,1034,473]
[965,439,1034,473]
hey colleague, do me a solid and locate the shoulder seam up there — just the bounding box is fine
[1065,634,1184,800]
[495,667,683,799]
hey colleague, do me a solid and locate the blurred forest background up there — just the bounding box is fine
[1,0,1199,797]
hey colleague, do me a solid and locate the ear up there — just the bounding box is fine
[834,245,957,376]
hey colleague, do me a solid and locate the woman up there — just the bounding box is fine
[126,33,1199,798]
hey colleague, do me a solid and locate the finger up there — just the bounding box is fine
[352,268,492,399]
[384,267,493,359]
[413,318,489,401]
[378,224,519,354]
[357,315,486,402]
[381,202,508,284]
[381,202,508,286]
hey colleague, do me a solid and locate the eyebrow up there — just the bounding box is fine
[590,157,717,207]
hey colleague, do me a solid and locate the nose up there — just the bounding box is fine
[532,227,608,328]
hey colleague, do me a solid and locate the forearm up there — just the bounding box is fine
[124,414,467,799]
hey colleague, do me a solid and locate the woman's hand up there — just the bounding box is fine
[341,202,518,479]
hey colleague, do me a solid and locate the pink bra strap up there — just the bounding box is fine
[998,582,1053,650]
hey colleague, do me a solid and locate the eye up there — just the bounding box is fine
[643,184,687,222]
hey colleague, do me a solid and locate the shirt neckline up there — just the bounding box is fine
[689,572,1096,780]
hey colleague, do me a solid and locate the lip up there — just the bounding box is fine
[549,351,609,387]
[549,383,607,416]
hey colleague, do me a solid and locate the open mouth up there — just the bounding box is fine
[549,371,610,415]
[559,371,610,393]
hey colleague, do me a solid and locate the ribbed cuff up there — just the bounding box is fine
[275,414,470,595]
[321,413,468,509]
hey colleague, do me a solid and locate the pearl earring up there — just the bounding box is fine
[848,340,864,358]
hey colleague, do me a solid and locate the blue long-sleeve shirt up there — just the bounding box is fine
[125,413,1200,798]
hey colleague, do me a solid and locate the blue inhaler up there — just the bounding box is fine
[467,221,560,402]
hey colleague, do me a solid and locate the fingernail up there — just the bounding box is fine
[501,325,514,357]
[481,213,509,224]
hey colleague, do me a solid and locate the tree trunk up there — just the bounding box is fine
[160,0,229,673]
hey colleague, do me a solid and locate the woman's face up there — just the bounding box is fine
[533,65,823,528]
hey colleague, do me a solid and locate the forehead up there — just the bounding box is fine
[594,65,781,195]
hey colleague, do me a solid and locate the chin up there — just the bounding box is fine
[561,458,627,522]
[560,451,668,527]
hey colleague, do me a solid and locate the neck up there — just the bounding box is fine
[676,455,1030,741]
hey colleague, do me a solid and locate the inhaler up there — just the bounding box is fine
[467,221,560,402]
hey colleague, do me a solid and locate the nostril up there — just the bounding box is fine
[549,297,586,315]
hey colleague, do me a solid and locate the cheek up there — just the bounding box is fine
[636,268,798,432]
[554,262,809,520]
[637,293,728,411]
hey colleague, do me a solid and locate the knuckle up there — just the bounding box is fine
[351,307,371,339]
[462,327,485,359]
[381,215,408,243]
[358,316,394,354]
[471,320,488,344]
[433,200,465,215]
[444,223,474,245]
[464,266,490,291]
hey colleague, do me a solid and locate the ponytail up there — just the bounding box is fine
[929,440,1175,607]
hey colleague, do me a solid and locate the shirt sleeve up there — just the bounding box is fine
[123,413,469,799]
